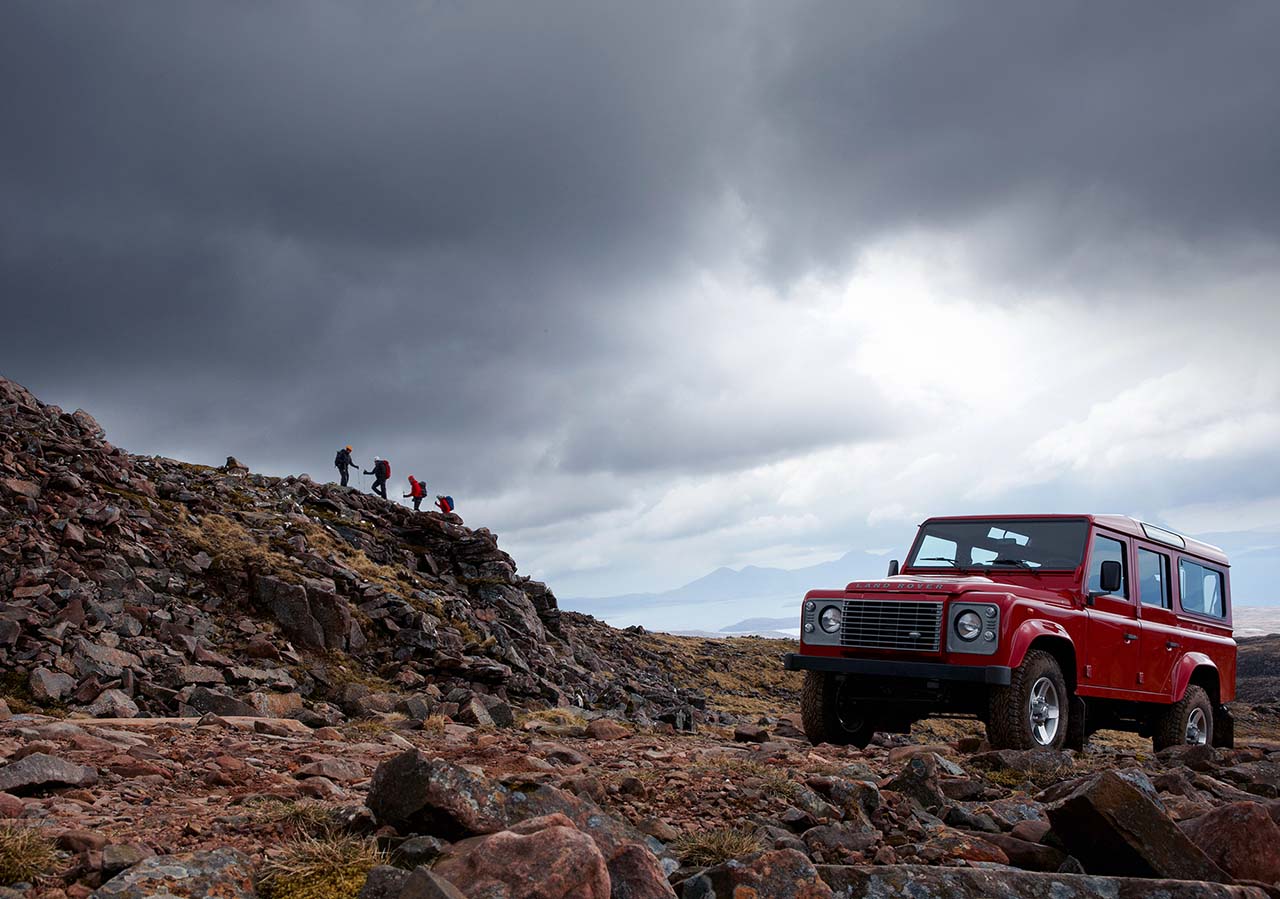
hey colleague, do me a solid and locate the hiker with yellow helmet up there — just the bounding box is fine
[334,445,358,487]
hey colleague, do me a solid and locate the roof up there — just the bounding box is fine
[918,514,1229,567]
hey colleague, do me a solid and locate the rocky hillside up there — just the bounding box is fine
[0,376,759,732]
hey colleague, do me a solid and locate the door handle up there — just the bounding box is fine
[1123,633,1138,643]
[1166,640,1181,650]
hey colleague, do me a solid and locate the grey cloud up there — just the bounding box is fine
[3,1,1280,595]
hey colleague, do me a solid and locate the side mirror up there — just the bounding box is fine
[886,559,900,577]
[1098,560,1122,595]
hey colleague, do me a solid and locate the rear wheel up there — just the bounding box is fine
[800,671,877,747]
[987,650,1069,750]
[1152,685,1213,751]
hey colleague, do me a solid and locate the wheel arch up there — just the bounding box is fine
[1007,623,1077,692]
[1173,654,1221,705]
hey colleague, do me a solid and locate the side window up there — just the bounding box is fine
[1137,548,1171,608]
[1179,559,1226,618]
[1087,535,1128,598]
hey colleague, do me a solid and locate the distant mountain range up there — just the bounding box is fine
[562,550,892,632]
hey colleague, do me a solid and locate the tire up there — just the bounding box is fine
[987,649,1069,750]
[1152,685,1213,751]
[800,671,876,747]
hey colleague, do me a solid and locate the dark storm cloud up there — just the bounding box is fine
[2,0,1279,539]
[741,2,1280,282]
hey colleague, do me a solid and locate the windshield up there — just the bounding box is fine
[907,519,1089,571]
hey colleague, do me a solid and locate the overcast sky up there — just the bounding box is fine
[3,2,1279,603]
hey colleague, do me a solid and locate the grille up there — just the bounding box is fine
[839,599,944,652]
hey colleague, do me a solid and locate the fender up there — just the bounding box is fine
[1005,618,1076,674]
[1171,653,1219,703]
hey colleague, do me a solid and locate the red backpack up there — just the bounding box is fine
[380,460,391,479]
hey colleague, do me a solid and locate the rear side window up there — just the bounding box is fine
[1087,535,1128,599]
[1179,559,1226,618]
[1137,548,1171,609]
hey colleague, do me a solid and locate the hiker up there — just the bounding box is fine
[404,475,427,511]
[334,446,357,487]
[364,456,390,498]
[435,494,455,514]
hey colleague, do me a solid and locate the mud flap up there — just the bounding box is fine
[1212,704,1235,748]
[1064,695,1088,752]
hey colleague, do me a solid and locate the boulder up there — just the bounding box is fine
[586,718,630,741]
[0,753,98,795]
[1045,770,1230,882]
[88,689,140,718]
[680,849,833,899]
[882,754,946,811]
[296,758,365,782]
[1180,801,1280,883]
[255,576,325,649]
[734,724,770,743]
[432,814,611,899]
[182,687,259,718]
[607,842,678,898]
[367,751,511,837]
[817,865,1269,898]
[90,848,254,898]
[29,667,76,702]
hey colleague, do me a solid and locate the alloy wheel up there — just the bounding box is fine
[1185,707,1208,745]
[1028,676,1060,745]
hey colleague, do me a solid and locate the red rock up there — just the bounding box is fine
[606,842,677,898]
[1180,801,1280,884]
[57,830,108,852]
[0,792,25,817]
[295,758,364,782]
[2,478,40,500]
[585,718,630,741]
[1047,770,1230,882]
[0,753,98,794]
[433,814,610,899]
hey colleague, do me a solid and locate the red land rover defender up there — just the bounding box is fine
[783,515,1235,751]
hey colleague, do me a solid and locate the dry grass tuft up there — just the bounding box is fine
[258,832,384,899]
[671,827,764,867]
[0,825,58,886]
[517,708,588,728]
[292,521,407,592]
[248,798,334,836]
[178,513,296,579]
[420,714,448,736]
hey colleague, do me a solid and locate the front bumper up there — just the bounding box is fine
[783,653,1012,686]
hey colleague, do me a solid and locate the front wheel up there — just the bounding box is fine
[987,649,1069,750]
[800,671,876,747]
[1152,685,1213,751]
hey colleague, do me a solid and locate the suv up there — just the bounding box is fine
[783,515,1235,751]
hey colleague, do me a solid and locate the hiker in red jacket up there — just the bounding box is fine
[363,457,390,499]
[435,495,455,514]
[404,475,427,511]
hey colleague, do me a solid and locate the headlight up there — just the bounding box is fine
[819,606,842,633]
[954,610,982,641]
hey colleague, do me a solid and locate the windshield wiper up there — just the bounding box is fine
[992,558,1042,578]
[917,557,970,573]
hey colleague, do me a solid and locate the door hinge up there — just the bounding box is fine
[1137,672,1145,685]
[1084,664,1093,679]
